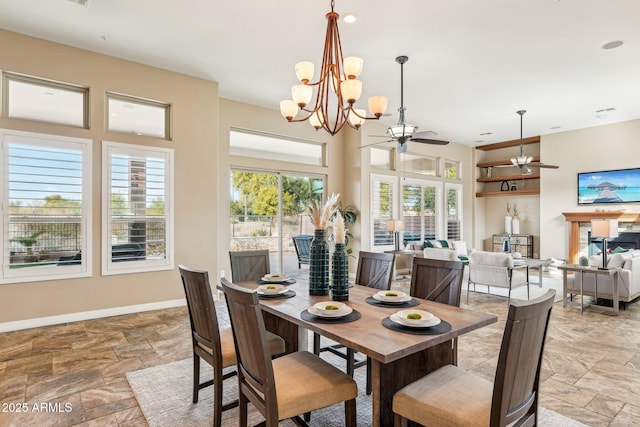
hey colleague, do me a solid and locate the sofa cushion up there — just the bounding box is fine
[609,251,633,269]
[452,240,468,257]
[589,254,604,267]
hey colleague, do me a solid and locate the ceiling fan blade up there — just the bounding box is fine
[358,139,394,149]
[529,163,559,169]
[411,137,450,145]
[411,130,438,138]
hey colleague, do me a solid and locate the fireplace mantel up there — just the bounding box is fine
[562,211,640,263]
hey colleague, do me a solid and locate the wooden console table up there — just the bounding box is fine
[558,264,619,315]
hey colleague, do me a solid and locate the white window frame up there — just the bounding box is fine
[102,141,174,275]
[106,92,172,140]
[401,177,443,243]
[370,173,398,249]
[445,182,464,240]
[1,129,92,284]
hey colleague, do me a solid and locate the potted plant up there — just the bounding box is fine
[10,231,46,263]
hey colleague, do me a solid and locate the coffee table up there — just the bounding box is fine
[513,258,552,287]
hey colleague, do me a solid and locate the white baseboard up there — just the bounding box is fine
[0,299,187,333]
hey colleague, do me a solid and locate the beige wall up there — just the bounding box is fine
[540,119,640,260]
[0,30,476,328]
[0,30,219,324]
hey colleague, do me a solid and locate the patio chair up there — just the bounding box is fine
[292,235,313,269]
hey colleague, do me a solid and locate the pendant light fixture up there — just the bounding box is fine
[279,0,388,136]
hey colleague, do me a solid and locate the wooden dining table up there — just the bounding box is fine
[237,280,497,427]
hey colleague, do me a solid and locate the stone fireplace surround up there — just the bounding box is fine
[562,212,640,264]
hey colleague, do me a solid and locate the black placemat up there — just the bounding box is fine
[257,290,296,300]
[381,317,452,335]
[301,309,361,324]
[365,296,420,308]
[257,278,297,285]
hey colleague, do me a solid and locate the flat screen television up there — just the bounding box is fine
[578,167,640,205]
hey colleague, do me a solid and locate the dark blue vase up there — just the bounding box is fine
[309,229,329,295]
[331,243,349,301]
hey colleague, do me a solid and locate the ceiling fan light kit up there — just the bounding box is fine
[279,0,388,136]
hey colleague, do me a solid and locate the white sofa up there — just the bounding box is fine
[567,250,640,303]
[410,240,472,263]
[468,251,529,304]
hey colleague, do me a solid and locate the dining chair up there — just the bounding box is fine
[220,277,358,427]
[392,289,555,427]
[410,257,465,365]
[179,265,285,427]
[229,249,270,282]
[313,251,395,395]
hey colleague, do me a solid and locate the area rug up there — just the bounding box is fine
[127,357,586,427]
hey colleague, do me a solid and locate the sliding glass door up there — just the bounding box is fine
[230,169,324,273]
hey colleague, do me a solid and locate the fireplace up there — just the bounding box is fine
[588,231,640,256]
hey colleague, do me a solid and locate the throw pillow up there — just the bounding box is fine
[439,240,449,248]
[608,253,627,269]
[430,240,442,248]
[423,240,434,249]
[452,240,468,257]
[612,246,629,253]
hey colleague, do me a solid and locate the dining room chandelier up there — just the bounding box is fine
[279,0,388,136]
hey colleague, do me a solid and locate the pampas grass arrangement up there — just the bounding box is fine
[332,211,347,244]
[310,193,339,230]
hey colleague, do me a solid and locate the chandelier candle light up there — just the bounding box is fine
[279,0,388,136]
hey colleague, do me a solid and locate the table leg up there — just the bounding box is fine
[580,270,584,315]
[262,311,300,354]
[538,266,543,288]
[613,273,619,315]
[370,342,451,427]
[562,270,568,308]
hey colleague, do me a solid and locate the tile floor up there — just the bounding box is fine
[1,276,640,426]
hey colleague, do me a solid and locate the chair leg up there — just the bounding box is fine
[346,347,355,377]
[239,392,248,427]
[345,398,357,427]
[214,367,223,427]
[452,337,458,366]
[366,356,372,395]
[192,354,199,403]
[313,333,321,355]
[394,413,406,427]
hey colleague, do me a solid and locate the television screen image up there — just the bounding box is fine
[578,168,640,205]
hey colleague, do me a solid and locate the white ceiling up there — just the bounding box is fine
[1,0,639,146]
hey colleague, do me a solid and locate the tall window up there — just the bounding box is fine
[1,130,92,283]
[230,169,325,273]
[402,179,442,244]
[445,183,463,240]
[371,174,397,248]
[102,141,173,275]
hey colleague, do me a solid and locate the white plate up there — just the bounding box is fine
[396,309,435,326]
[390,313,441,328]
[373,293,412,304]
[257,284,286,295]
[261,274,290,283]
[374,290,408,302]
[309,303,353,318]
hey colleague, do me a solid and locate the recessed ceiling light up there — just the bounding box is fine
[479,132,493,136]
[602,40,623,50]
[343,13,356,24]
[550,126,562,130]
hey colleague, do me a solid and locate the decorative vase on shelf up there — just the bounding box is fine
[512,215,520,234]
[330,243,349,301]
[309,229,329,295]
[504,215,512,235]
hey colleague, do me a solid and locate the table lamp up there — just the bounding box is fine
[591,219,619,270]
[386,219,405,252]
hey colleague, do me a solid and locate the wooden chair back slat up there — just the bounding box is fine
[410,257,465,306]
[355,251,395,290]
[229,250,270,282]
[220,277,278,416]
[491,289,555,426]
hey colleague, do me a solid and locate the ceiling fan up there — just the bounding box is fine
[359,56,449,153]
[496,110,559,173]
